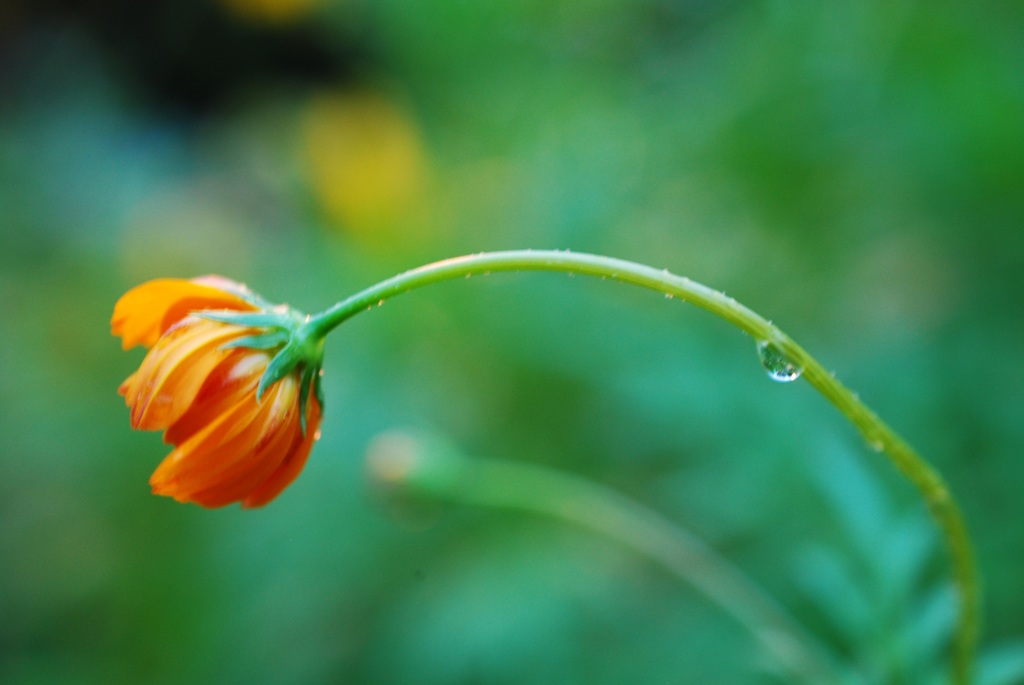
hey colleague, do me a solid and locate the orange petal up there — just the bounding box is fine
[121,319,198,411]
[242,396,321,508]
[130,319,248,431]
[149,386,265,491]
[112,278,257,350]
[158,376,296,494]
[150,375,297,502]
[163,351,267,446]
[187,401,302,508]
[118,373,137,403]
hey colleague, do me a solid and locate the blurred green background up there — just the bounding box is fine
[1,0,1022,683]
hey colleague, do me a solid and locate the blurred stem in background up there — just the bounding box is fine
[367,431,850,684]
[303,250,978,684]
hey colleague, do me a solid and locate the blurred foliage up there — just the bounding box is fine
[1,0,1023,683]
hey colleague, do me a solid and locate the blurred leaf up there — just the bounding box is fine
[977,642,1024,685]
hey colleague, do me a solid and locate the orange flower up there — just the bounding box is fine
[113,277,322,508]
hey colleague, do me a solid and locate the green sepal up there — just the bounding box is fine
[196,310,295,329]
[298,363,318,436]
[313,369,326,410]
[220,330,290,351]
[256,342,301,402]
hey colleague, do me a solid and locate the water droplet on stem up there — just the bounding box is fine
[757,341,803,382]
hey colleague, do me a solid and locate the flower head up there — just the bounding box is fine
[113,277,323,508]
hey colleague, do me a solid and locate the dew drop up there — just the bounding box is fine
[863,430,885,452]
[664,293,673,299]
[757,341,803,382]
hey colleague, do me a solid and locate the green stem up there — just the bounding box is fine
[306,249,978,684]
[370,433,849,684]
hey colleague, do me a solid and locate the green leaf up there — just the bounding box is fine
[979,642,1024,685]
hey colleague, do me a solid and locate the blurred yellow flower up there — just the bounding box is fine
[218,0,320,25]
[302,91,429,243]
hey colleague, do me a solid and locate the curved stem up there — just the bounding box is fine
[307,249,978,684]
[369,433,849,684]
